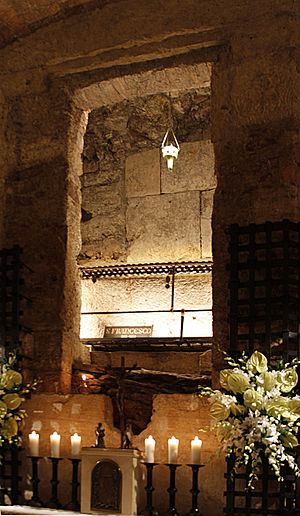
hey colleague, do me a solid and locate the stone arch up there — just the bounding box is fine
[68,51,217,351]
[2,44,220,391]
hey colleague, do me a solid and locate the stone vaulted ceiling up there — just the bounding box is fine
[0,0,111,49]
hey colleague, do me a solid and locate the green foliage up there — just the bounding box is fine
[0,354,38,449]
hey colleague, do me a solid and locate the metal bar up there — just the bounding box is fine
[224,454,235,516]
[81,309,212,315]
[265,223,272,359]
[282,220,291,362]
[82,336,212,342]
[81,337,212,353]
[296,450,300,510]
[180,309,185,340]
[248,224,256,355]
[170,266,175,311]
[80,260,213,280]
[297,222,300,361]
[235,219,299,234]
[88,346,211,353]
[229,224,239,355]
[10,447,20,505]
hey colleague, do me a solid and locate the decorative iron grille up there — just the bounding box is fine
[228,220,300,363]
[80,260,212,281]
[0,446,22,505]
[0,245,31,353]
[225,454,300,515]
[226,220,300,514]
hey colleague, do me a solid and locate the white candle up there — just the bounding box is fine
[168,436,179,463]
[29,431,39,457]
[70,433,81,456]
[50,431,61,458]
[144,435,156,463]
[191,436,202,464]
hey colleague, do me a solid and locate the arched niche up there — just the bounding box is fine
[91,459,122,512]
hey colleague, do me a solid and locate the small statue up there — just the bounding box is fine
[94,422,106,448]
[122,422,133,449]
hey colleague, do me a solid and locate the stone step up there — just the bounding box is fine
[0,507,93,516]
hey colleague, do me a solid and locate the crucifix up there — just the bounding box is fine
[114,356,134,449]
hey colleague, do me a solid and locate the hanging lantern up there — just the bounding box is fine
[161,128,180,171]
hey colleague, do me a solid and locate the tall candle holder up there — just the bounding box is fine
[0,462,5,505]
[47,457,63,509]
[28,456,43,507]
[64,458,81,511]
[166,463,181,516]
[186,464,205,515]
[143,462,159,516]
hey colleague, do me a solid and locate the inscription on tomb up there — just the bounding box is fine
[104,326,153,338]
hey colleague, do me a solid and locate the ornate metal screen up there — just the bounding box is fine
[0,245,31,353]
[225,220,300,515]
[228,220,300,363]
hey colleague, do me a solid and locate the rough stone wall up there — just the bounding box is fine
[0,0,293,386]
[81,274,212,339]
[0,2,299,513]
[0,88,11,248]
[0,1,295,78]
[80,91,215,342]
[2,83,87,392]
[211,16,300,372]
[21,393,223,515]
[80,90,213,265]
[91,348,212,377]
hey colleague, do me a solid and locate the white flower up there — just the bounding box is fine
[246,351,268,373]
[277,368,298,393]
[227,371,251,394]
[257,371,278,391]
[203,349,300,487]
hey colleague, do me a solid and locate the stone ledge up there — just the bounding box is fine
[0,506,91,515]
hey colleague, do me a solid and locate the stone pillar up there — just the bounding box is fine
[0,87,16,249]
[3,81,87,392]
[211,19,300,371]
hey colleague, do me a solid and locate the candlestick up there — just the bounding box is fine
[64,458,81,511]
[145,435,156,463]
[191,436,202,464]
[187,464,204,515]
[47,457,63,509]
[143,462,159,516]
[50,432,61,458]
[28,456,43,507]
[168,436,179,463]
[166,463,181,515]
[70,433,81,456]
[29,431,39,457]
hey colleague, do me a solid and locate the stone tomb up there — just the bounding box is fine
[81,448,142,515]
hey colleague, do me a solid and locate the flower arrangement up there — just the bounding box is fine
[199,350,300,487]
[0,354,37,450]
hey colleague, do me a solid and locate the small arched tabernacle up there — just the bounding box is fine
[91,459,121,512]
